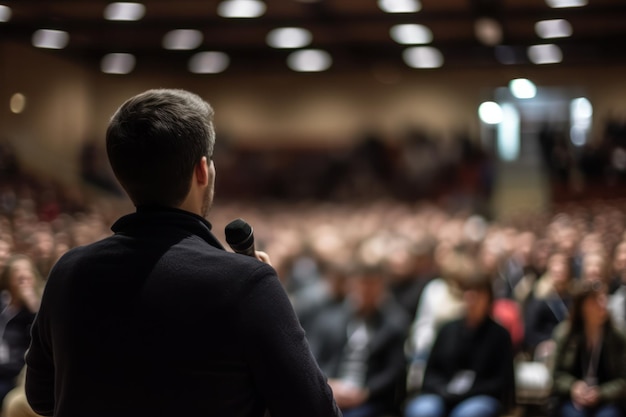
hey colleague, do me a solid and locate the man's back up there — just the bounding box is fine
[26,208,340,417]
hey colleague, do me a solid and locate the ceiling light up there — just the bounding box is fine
[546,0,587,8]
[402,46,444,69]
[189,52,230,74]
[390,24,432,45]
[266,27,312,49]
[101,53,136,74]
[474,18,503,46]
[217,0,266,18]
[378,0,421,13]
[535,19,573,39]
[32,29,70,49]
[287,49,332,72]
[162,29,203,50]
[478,101,503,124]
[528,44,563,64]
[509,78,537,99]
[10,93,26,114]
[0,5,12,22]
[104,2,146,21]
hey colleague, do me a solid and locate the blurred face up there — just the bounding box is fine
[582,288,608,327]
[548,254,570,292]
[8,258,36,295]
[582,254,607,283]
[0,240,10,269]
[463,288,491,325]
[348,274,386,315]
[613,246,626,281]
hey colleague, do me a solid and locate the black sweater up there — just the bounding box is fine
[25,207,341,417]
[421,316,515,408]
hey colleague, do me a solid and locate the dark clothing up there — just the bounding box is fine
[25,207,340,417]
[307,299,410,416]
[421,316,515,411]
[0,303,36,402]
[551,321,626,411]
[523,292,570,354]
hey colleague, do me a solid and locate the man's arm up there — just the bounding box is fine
[240,263,342,417]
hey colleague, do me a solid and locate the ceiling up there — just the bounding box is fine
[1,0,626,75]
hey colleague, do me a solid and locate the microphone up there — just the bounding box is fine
[225,218,256,257]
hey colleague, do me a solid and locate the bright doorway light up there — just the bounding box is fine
[479,101,504,125]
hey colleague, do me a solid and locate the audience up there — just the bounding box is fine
[4,156,626,416]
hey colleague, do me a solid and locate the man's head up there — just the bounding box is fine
[106,89,216,214]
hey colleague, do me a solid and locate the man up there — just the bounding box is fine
[24,89,341,417]
[306,261,410,417]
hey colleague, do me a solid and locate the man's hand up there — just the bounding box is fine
[255,251,272,266]
[327,379,369,409]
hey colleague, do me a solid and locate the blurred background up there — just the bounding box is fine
[1,0,625,224]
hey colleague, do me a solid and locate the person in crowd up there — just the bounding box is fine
[24,89,341,417]
[608,241,626,331]
[385,233,436,318]
[404,262,515,417]
[404,244,467,393]
[477,236,525,352]
[550,280,626,417]
[524,251,573,356]
[306,260,410,417]
[0,255,42,405]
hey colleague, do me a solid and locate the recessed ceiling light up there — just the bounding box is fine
[162,29,203,50]
[402,46,444,69]
[509,78,537,99]
[546,0,587,8]
[101,53,136,74]
[287,49,332,72]
[189,52,230,74]
[390,24,432,45]
[528,44,563,64]
[378,0,421,13]
[10,93,26,114]
[267,27,312,49]
[217,0,266,18]
[0,5,12,22]
[32,29,70,49]
[104,2,146,21]
[535,19,573,39]
[474,18,503,46]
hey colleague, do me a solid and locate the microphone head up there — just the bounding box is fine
[225,218,255,255]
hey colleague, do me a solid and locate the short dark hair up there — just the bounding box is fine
[106,89,215,207]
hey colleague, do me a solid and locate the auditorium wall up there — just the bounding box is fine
[2,40,626,188]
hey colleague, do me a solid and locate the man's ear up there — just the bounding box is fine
[195,156,209,186]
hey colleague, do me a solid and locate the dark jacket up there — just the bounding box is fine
[306,298,410,413]
[551,321,626,408]
[421,316,515,409]
[0,303,36,381]
[25,207,341,417]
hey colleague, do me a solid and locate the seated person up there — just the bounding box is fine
[404,266,515,417]
[0,255,43,404]
[550,280,626,417]
[523,252,573,356]
[306,261,410,417]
